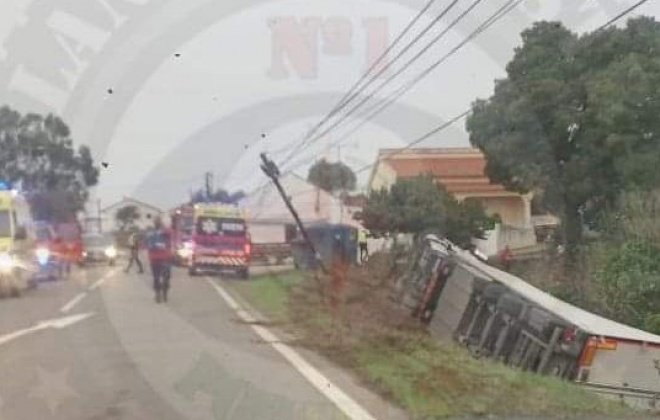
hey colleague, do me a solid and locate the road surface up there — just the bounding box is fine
[0,264,406,420]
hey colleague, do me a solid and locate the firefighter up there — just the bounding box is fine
[124,231,144,274]
[146,217,174,303]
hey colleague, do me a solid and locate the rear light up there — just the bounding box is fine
[579,338,598,367]
[579,337,618,368]
[244,243,251,255]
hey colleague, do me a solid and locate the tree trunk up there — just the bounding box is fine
[562,202,584,293]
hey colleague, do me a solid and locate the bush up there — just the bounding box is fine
[595,240,660,329]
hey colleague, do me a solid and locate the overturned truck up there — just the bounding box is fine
[394,235,660,408]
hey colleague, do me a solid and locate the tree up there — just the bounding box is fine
[307,159,357,194]
[466,18,660,263]
[116,205,140,231]
[0,106,99,221]
[361,175,496,246]
[190,188,246,204]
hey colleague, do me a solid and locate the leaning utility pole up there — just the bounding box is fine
[259,153,327,274]
[205,172,214,202]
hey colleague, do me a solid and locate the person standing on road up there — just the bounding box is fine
[358,228,369,263]
[146,217,174,303]
[124,231,144,274]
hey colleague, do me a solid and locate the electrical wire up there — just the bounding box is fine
[296,0,488,155]
[278,0,461,168]
[286,0,521,170]
[594,0,652,31]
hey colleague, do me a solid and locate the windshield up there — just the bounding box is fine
[195,217,246,237]
[0,211,10,237]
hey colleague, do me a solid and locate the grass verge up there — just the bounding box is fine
[231,261,638,419]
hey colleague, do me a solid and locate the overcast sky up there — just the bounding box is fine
[0,0,657,213]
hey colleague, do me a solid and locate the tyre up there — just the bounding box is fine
[237,268,249,280]
[10,286,20,298]
[109,259,116,267]
[188,265,198,277]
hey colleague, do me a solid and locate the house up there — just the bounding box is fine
[100,197,167,232]
[240,173,362,244]
[368,147,536,255]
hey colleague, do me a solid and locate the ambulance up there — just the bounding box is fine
[0,184,35,297]
[188,203,252,279]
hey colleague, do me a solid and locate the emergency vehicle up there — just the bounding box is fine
[0,184,35,296]
[398,234,660,409]
[188,203,252,278]
[171,204,194,266]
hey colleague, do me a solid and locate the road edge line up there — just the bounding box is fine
[206,279,377,420]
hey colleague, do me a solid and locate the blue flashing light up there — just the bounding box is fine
[0,182,10,191]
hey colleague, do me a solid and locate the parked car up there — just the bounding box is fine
[81,233,118,266]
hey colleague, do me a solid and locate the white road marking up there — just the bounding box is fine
[60,292,87,313]
[0,312,95,347]
[60,269,119,313]
[89,269,118,290]
[206,279,377,420]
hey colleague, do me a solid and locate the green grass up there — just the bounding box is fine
[231,270,304,321]
[232,271,637,419]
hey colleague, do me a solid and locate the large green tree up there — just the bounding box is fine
[189,188,246,204]
[361,175,496,246]
[307,159,357,194]
[466,17,660,260]
[115,205,141,231]
[0,106,99,221]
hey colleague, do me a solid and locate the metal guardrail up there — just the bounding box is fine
[579,381,660,410]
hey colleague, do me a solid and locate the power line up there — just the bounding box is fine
[294,0,445,147]
[287,0,520,168]
[594,0,652,31]
[296,0,488,155]
[259,0,647,196]
[278,0,460,167]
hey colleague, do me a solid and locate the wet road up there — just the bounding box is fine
[0,263,405,420]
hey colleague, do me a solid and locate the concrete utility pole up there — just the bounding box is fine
[259,153,327,274]
[204,172,214,202]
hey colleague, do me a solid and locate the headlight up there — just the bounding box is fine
[0,253,16,273]
[183,241,193,249]
[35,248,50,265]
[177,248,193,258]
[104,246,117,258]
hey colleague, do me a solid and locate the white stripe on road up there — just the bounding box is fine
[206,279,377,420]
[60,269,119,313]
[60,292,87,313]
[0,312,95,347]
[89,269,119,290]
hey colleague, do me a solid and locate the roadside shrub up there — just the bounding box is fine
[595,240,660,329]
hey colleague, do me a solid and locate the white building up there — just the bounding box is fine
[240,174,362,244]
[100,197,168,232]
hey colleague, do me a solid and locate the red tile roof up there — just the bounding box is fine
[381,149,507,194]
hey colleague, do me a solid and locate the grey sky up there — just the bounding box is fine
[0,0,657,212]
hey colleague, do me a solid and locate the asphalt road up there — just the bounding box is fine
[0,263,407,420]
